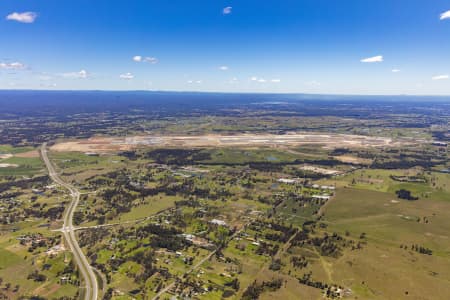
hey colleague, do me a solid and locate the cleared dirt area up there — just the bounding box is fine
[0,163,19,168]
[300,165,342,175]
[333,155,373,165]
[51,133,410,153]
[15,150,40,158]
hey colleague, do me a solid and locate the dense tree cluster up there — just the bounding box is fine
[290,256,308,269]
[396,189,419,201]
[145,149,211,165]
[242,278,283,300]
[0,175,49,194]
[27,271,47,282]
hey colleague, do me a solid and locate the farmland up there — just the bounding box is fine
[0,92,449,299]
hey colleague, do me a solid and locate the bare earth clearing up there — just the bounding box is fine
[300,165,342,175]
[51,133,410,152]
[0,163,19,168]
[15,150,40,158]
[333,155,373,165]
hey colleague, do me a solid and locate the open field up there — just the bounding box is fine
[318,187,450,299]
[0,156,45,176]
[50,132,413,153]
[1,93,450,299]
[2,138,449,299]
[0,145,45,176]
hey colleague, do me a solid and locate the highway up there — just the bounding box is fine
[41,143,99,300]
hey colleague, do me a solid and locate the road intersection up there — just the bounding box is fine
[41,143,99,300]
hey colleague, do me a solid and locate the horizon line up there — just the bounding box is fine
[1,88,450,98]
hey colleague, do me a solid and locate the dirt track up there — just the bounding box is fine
[50,132,411,153]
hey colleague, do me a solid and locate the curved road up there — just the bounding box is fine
[41,143,98,300]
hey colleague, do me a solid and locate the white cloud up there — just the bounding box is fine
[62,70,89,79]
[0,62,26,70]
[360,55,383,63]
[440,10,450,20]
[223,7,232,15]
[6,12,37,23]
[133,56,158,64]
[392,69,401,73]
[144,57,158,64]
[78,70,88,78]
[228,77,239,84]
[39,74,52,81]
[250,76,267,82]
[219,66,229,71]
[305,80,321,87]
[187,80,202,84]
[250,77,279,83]
[432,74,449,80]
[40,82,57,88]
[120,72,134,80]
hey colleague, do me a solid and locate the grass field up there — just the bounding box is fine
[0,232,78,299]
[0,156,45,176]
[111,194,178,223]
[0,145,35,155]
[320,187,450,299]
[0,246,22,269]
[2,142,447,299]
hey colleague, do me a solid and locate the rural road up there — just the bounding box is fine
[41,143,99,300]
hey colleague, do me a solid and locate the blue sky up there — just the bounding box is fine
[1,0,450,94]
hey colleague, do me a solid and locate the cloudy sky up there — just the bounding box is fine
[1,0,450,95]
